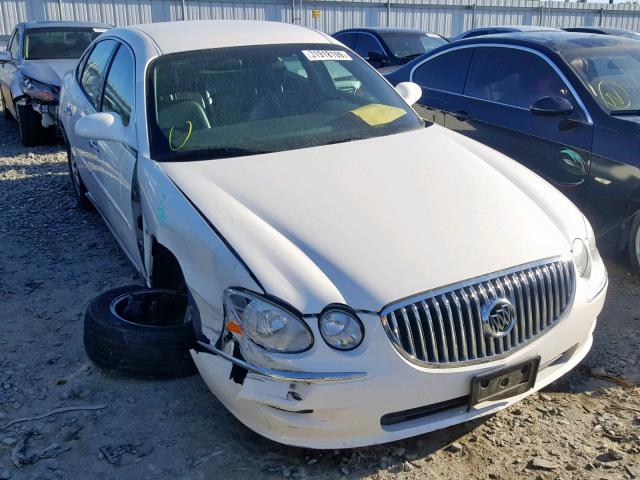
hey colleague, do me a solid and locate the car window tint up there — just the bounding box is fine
[465,47,574,109]
[335,33,357,49]
[354,34,384,58]
[81,39,117,109]
[24,27,106,60]
[102,45,134,126]
[282,54,308,79]
[76,47,92,83]
[412,49,473,94]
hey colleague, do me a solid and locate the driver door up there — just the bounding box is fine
[453,46,593,206]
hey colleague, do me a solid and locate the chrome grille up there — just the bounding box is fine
[380,258,575,366]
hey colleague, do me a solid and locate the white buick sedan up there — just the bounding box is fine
[60,20,607,448]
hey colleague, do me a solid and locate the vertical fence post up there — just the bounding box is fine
[387,0,391,27]
[599,7,603,26]
[57,0,63,20]
[471,3,476,28]
[181,0,186,20]
[539,4,544,26]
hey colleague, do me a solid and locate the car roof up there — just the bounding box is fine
[454,30,640,52]
[334,27,431,35]
[565,26,637,35]
[22,21,112,29]
[129,20,332,54]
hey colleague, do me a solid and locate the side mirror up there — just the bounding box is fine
[530,96,574,117]
[367,51,388,66]
[75,112,126,144]
[0,51,11,63]
[395,81,422,106]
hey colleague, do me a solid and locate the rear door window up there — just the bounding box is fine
[412,49,474,94]
[334,32,357,50]
[354,33,385,58]
[80,39,117,109]
[465,47,575,109]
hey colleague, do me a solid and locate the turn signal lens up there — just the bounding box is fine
[319,309,364,351]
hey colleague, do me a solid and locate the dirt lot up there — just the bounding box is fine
[0,109,639,480]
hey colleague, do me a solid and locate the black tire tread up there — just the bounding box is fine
[17,104,48,147]
[83,285,197,379]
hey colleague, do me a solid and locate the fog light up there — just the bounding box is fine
[319,309,364,351]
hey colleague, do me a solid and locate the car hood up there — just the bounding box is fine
[20,59,77,87]
[159,126,585,314]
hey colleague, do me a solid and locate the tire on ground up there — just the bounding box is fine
[16,103,48,147]
[84,285,197,379]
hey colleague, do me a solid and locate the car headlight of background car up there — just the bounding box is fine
[20,75,59,102]
[572,216,601,279]
[223,289,313,353]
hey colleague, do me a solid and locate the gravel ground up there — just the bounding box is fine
[0,108,639,480]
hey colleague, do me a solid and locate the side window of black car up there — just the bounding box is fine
[354,33,384,59]
[412,49,474,94]
[465,47,576,110]
[335,33,357,50]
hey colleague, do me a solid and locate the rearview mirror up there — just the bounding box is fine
[367,51,388,66]
[75,112,126,144]
[0,51,11,63]
[395,82,422,106]
[530,96,574,117]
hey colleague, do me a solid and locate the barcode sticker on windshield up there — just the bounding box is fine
[302,50,352,61]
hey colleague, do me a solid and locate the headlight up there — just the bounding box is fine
[318,309,364,351]
[572,216,600,279]
[572,238,590,278]
[223,289,313,353]
[20,75,58,102]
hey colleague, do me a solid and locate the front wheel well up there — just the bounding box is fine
[150,240,186,293]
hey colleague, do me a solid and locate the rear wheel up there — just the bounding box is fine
[65,138,93,210]
[1,91,12,120]
[627,212,640,274]
[16,103,47,146]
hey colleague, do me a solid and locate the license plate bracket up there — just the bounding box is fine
[470,357,540,408]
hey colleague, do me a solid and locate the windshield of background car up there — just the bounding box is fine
[379,32,448,59]
[24,27,107,60]
[147,43,423,161]
[562,46,640,113]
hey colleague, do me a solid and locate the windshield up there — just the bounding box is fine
[147,43,423,161]
[24,27,107,60]
[379,32,448,59]
[562,46,640,114]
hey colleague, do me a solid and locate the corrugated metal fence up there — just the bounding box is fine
[1,0,640,38]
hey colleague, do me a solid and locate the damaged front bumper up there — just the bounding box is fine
[190,264,607,449]
[196,341,366,383]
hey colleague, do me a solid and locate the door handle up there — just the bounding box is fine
[89,139,100,154]
[450,110,469,122]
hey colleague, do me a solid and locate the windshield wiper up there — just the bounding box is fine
[160,147,271,162]
[399,53,423,60]
[609,109,640,116]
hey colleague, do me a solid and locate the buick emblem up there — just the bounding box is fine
[482,298,516,338]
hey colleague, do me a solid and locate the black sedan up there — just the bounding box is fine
[332,28,448,69]
[386,31,640,270]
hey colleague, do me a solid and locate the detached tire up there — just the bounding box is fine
[16,104,47,147]
[84,285,197,379]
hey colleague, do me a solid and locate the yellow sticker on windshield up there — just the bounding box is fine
[597,80,630,109]
[349,104,407,126]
